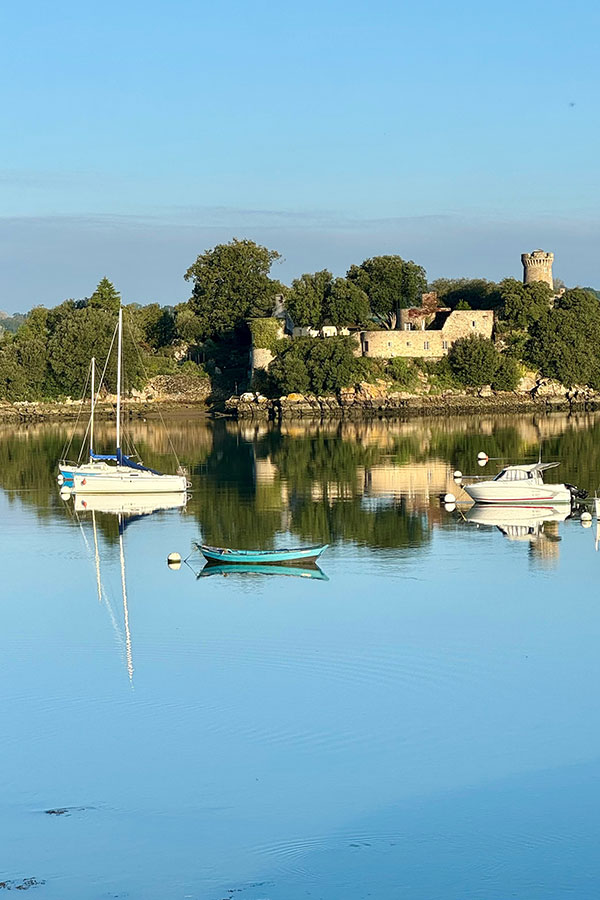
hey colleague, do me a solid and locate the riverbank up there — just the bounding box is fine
[225,378,600,419]
[3,376,600,423]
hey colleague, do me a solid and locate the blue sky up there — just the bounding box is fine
[1,0,598,311]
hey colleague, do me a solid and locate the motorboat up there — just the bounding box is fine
[462,462,579,506]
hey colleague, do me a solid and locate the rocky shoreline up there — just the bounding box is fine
[225,378,600,419]
[2,376,600,424]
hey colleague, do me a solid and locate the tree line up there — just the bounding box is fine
[1,238,600,401]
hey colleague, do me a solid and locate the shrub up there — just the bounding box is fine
[491,355,521,391]
[269,336,361,395]
[448,335,499,386]
[248,317,282,351]
[386,357,418,388]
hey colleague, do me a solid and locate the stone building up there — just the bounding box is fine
[522,250,554,289]
[359,309,494,360]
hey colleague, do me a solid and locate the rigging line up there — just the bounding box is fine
[61,360,92,463]
[76,320,120,458]
[123,308,183,471]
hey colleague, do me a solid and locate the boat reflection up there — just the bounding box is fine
[466,503,569,566]
[73,491,188,516]
[197,560,329,581]
[69,491,187,682]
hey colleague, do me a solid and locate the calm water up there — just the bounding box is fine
[2,413,600,899]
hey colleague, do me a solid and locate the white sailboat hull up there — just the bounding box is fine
[74,492,187,514]
[464,481,571,505]
[73,471,188,494]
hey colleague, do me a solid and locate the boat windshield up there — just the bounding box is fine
[493,468,535,482]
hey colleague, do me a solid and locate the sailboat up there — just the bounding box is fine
[59,356,118,485]
[70,308,189,494]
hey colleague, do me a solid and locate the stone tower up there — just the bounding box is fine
[521,249,554,290]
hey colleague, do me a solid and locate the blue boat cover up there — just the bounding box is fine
[117,448,162,476]
[89,448,162,476]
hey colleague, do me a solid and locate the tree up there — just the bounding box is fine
[527,289,600,388]
[499,278,552,329]
[286,270,332,327]
[491,355,520,391]
[184,239,282,340]
[324,278,371,326]
[448,335,500,386]
[88,277,121,312]
[430,278,500,311]
[347,256,427,328]
[133,303,176,349]
[269,337,361,395]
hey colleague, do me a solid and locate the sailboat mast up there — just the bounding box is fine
[116,307,123,457]
[90,356,95,462]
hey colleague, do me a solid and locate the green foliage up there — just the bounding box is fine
[430,278,501,311]
[347,256,427,328]
[286,271,332,327]
[133,303,176,349]
[269,336,361,395]
[527,288,600,388]
[88,277,121,312]
[491,355,521,391]
[455,299,471,310]
[448,335,500,386]
[325,278,370,326]
[386,357,418,388]
[248,317,282,350]
[184,238,282,340]
[499,278,552,329]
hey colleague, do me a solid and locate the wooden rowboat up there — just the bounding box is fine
[196,543,328,565]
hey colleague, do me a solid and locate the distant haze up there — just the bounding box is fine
[1,211,599,313]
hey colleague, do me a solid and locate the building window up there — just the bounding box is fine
[472,320,476,327]
[424,341,430,350]
[388,341,392,347]
[406,341,411,347]
[442,341,448,350]
[364,341,369,352]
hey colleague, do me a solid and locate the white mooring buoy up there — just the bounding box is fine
[581,512,592,527]
[477,451,488,461]
[59,487,72,500]
[453,470,463,480]
[444,492,456,504]
[444,502,456,512]
[167,552,182,570]
[57,473,65,486]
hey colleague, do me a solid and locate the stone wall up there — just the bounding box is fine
[360,310,494,359]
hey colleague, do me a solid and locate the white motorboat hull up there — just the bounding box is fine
[73,471,188,494]
[464,482,571,505]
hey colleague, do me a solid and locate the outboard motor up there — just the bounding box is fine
[566,483,588,501]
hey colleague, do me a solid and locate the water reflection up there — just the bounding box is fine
[465,504,569,568]
[2,412,600,552]
[3,413,600,898]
